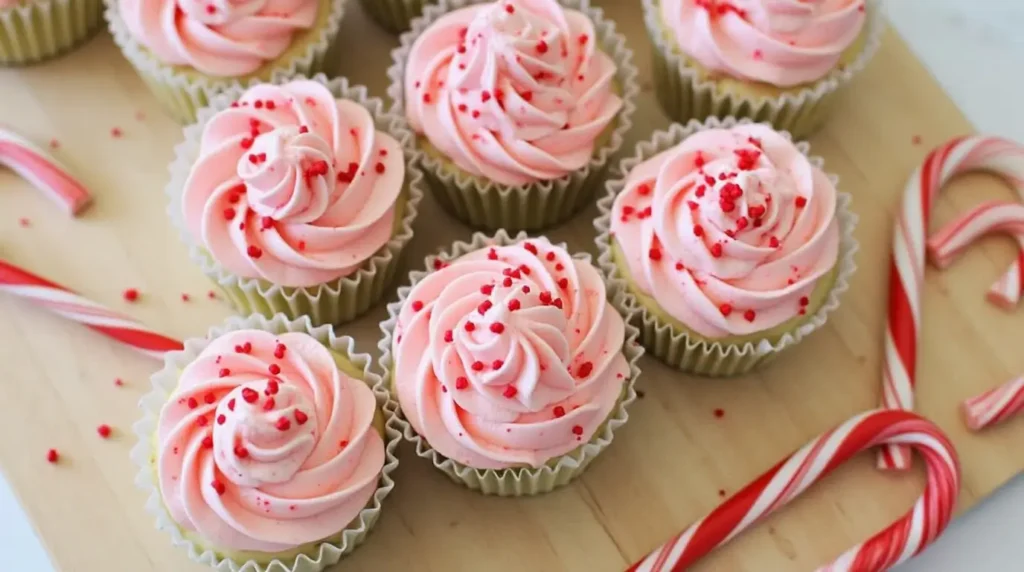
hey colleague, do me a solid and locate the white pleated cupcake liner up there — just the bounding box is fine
[357,0,429,33]
[105,0,348,123]
[167,74,425,327]
[594,117,859,376]
[377,229,644,496]
[0,0,103,65]
[386,0,639,231]
[131,313,401,572]
[641,0,885,140]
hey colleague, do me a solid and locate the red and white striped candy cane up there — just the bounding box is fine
[0,126,92,216]
[627,410,960,572]
[925,200,1024,309]
[0,259,182,360]
[879,135,1024,471]
[962,376,1024,431]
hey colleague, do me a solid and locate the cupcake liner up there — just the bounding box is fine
[386,0,639,232]
[167,74,425,327]
[0,0,103,65]
[642,0,885,140]
[357,0,428,33]
[377,229,644,496]
[594,117,859,376]
[131,313,402,572]
[104,0,347,124]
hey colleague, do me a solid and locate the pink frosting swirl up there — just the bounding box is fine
[156,329,385,553]
[181,80,404,288]
[403,0,622,185]
[117,0,318,77]
[660,0,867,87]
[392,237,630,469]
[610,124,839,338]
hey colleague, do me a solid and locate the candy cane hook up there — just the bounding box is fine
[628,410,960,572]
[0,126,92,216]
[879,135,1024,471]
[962,376,1024,431]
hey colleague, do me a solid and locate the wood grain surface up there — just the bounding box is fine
[0,2,1021,571]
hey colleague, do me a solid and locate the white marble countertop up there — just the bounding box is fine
[2,1,1021,570]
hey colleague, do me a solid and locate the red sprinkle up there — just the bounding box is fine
[46,449,59,463]
[187,397,198,409]
[713,408,725,418]
[675,262,685,271]
[262,397,276,411]
[553,406,566,418]
[508,299,521,311]
[180,293,191,302]
[799,296,809,306]
[268,363,281,375]
[266,379,280,395]
[247,245,263,259]
[769,236,780,248]
[744,309,756,322]
[444,329,454,342]
[648,248,662,261]
[465,321,476,332]
[455,376,469,390]
[234,446,249,458]
[202,435,213,448]
[478,300,493,315]
[795,196,807,208]
[576,361,594,378]
[295,410,309,425]
[204,392,216,404]
[719,303,732,316]
[503,385,518,398]
[275,416,291,431]
[557,277,569,290]
[481,284,495,295]
[536,39,549,54]
[571,425,583,436]
[242,388,259,403]
[411,300,424,312]
[523,241,538,254]
[122,288,139,302]
[219,368,231,378]
[211,480,226,495]
[97,424,112,439]
[504,3,514,13]
[492,359,504,370]
[490,322,505,334]
[471,361,485,371]
[114,378,124,387]
[227,398,236,411]
[216,414,226,425]
[110,127,123,138]
[710,243,723,258]
[375,162,386,174]
[636,183,651,196]
[693,225,705,237]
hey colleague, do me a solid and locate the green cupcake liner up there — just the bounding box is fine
[377,229,644,496]
[104,0,347,124]
[641,0,884,140]
[357,0,430,33]
[387,0,639,232]
[132,313,402,572]
[167,74,425,327]
[594,117,859,377]
[0,0,103,65]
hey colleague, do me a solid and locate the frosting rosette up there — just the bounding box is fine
[659,0,867,87]
[609,123,839,339]
[391,236,631,470]
[180,79,405,288]
[156,328,385,554]
[116,0,319,77]
[402,0,623,185]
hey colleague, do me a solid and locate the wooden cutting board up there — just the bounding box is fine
[1,2,1021,571]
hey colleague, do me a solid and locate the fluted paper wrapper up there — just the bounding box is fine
[0,0,102,65]
[357,0,428,33]
[594,117,858,376]
[105,0,347,123]
[377,230,644,496]
[386,0,639,232]
[642,0,884,140]
[167,74,425,327]
[131,313,401,572]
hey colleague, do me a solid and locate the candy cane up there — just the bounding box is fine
[0,127,92,216]
[628,410,960,572]
[962,376,1024,431]
[0,259,182,360]
[924,200,1024,309]
[879,135,1024,471]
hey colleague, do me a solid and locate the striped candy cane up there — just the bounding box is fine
[962,376,1024,431]
[925,200,1024,309]
[0,259,182,360]
[879,135,1024,471]
[0,126,92,216]
[628,410,960,572]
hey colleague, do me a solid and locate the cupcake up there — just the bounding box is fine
[357,0,430,33]
[167,76,424,326]
[388,0,638,231]
[642,0,883,139]
[379,231,643,496]
[131,313,400,572]
[595,118,857,376]
[1,0,103,64]
[106,0,347,123]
